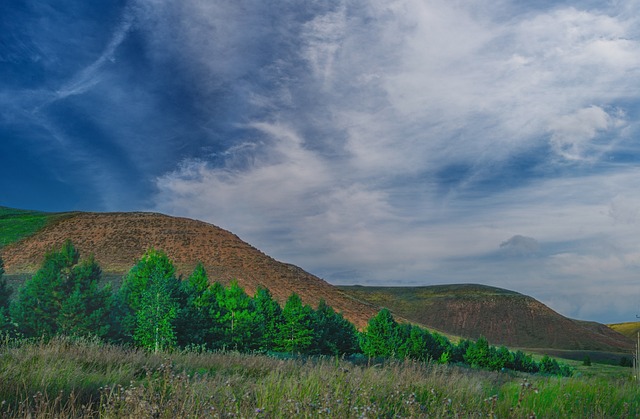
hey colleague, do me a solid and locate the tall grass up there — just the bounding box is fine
[0,336,638,418]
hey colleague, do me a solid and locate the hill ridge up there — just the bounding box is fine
[338,284,633,352]
[1,210,379,328]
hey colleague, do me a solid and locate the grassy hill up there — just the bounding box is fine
[338,284,633,354]
[609,321,640,340]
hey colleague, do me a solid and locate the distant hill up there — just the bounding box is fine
[608,322,640,340]
[338,284,633,353]
[0,210,378,328]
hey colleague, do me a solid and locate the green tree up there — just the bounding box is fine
[134,270,178,352]
[11,241,78,337]
[493,346,514,370]
[11,240,111,338]
[218,280,256,350]
[57,255,112,338]
[277,293,315,353]
[398,324,431,361]
[201,282,228,349]
[253,287,283,351]
[118,249,182,351]
[464,336,492,369]
[176,263,211,347]
[312,299,359,355]
[360,309,400,358]
[512,350,538,373]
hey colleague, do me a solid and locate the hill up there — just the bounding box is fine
[609,322,640,340]
[338,284,633,353]
[2,207,634,354]
[0,210,377,328]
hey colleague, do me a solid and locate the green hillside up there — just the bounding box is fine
[609,322,640,340]
[0,206,70,247]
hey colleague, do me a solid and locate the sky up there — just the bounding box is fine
[2,0,640,324]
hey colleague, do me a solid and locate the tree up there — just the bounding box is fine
[11,240,111,338]
[118,249,182,351]
[397,325,431,361]
[312,299,359,355]
[177,263,211,347]
[512,350,538,373]
[360,309,400,358]
[200,282,228,349]
[464,336,492,369]
[218,280,256,351]
[11,240,78,337]
[57,255,112,338]
[277,293,315,353]
[133,270,178,352]
[253,287,283,351]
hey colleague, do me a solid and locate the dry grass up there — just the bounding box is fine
[609,322,640,340]
[0,336,638,418]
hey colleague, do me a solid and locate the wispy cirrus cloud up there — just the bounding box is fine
[3,0,640,321]
[147,0,640,322]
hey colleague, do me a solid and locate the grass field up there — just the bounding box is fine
[0,207,71,248]
[0,336,638,418]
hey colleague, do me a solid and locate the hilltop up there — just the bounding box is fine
[338,284,633,353]
[0,209,377,328]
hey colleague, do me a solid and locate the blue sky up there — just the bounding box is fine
[2,0,640,323]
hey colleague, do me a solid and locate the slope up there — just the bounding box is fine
[608,322,640,340]
[1,210,378,328]
[339,284,633,352]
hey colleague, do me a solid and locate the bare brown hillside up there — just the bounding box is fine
[1,212,378,328]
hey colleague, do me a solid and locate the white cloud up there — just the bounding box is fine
[549,106,623,161]
[150,0,640,322]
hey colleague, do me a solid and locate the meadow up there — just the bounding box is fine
[0,207,69,248]
[0,336,638,418]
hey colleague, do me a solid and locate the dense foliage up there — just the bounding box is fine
[1,240,572,376]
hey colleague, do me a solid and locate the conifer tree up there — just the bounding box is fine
[397,324,430,361]
[177,263,210,347]
[57,255,112,338]
[201,281,228,349]
[277,293,314,353]
[252,287,283,351]
[11,240,111,338]
[360,309,399,358]
[312,299,359,355]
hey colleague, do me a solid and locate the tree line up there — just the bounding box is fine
[0,240,571,376]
